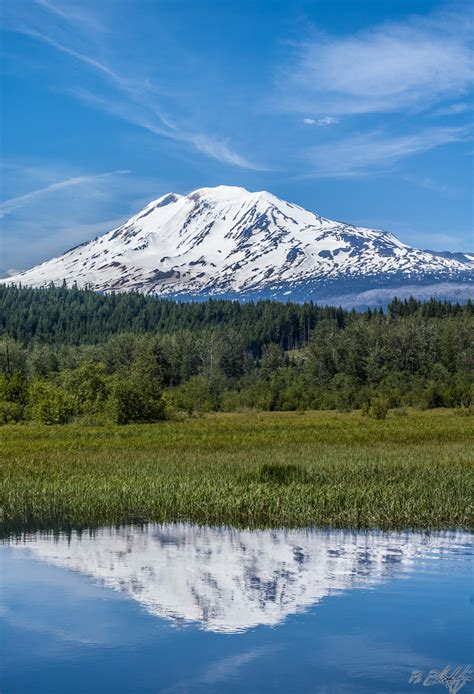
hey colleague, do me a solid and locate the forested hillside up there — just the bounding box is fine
[1,284,471,346]
[0,285,472,424]
[1,283,353,349]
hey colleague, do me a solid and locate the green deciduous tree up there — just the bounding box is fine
[29,380,74,424]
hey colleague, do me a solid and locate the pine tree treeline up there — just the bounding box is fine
[0,285,472,423]
[0,283,349,351]
[2,283,469,350]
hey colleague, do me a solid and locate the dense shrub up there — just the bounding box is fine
[0,372,29,405]
[29,381,74,425]
[367,398,389,420]
[0,400,24,424]
[109,373,171,425]
[61,361,109,414]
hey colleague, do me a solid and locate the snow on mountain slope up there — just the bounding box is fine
[2,186,473,303]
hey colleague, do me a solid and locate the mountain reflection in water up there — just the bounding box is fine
[9,524,471,634]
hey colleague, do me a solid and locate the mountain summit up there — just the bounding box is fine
[3,185,473,306]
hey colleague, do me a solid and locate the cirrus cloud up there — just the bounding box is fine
[280,10,474,115]
[303,116,338,126]
[305,126,467,177]
[0,170,130,218]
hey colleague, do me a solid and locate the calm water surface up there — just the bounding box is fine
[1,524,472,693]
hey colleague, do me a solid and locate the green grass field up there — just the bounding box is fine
[1,410,473,534]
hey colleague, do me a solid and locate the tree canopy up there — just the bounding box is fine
[0,285,472,423]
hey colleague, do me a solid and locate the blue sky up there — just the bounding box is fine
[1,0,473,277]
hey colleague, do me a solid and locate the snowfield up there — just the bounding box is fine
[2,185,473,305]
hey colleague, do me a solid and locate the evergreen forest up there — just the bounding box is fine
[1,284,472,424]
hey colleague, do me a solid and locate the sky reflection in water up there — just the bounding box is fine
[1,524,472,693]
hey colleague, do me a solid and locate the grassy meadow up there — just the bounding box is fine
[1,409,473,534]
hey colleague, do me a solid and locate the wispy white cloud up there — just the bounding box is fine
[15,27,144,94]
[306,127,467,177]
[0,170,130,218]
[280,10,474,115]
[189,133,264,169]
[4,216,127,269]
[34,0,103,32]
[402,174,463,196]
[0,162,166,276]
[12,17,264,170]
[68,88,176,139]
[162,647,276,694]
[431,102,471,117]
[71,88,265,170]
[354,218,472,253]
[303,116,338,126]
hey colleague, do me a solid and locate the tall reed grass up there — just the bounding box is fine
[1,410,472,534]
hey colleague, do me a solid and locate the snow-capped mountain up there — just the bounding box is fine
[3,185,473,306]
[10,523,470,633]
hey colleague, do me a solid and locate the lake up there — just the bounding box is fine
[1,524,472,693]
